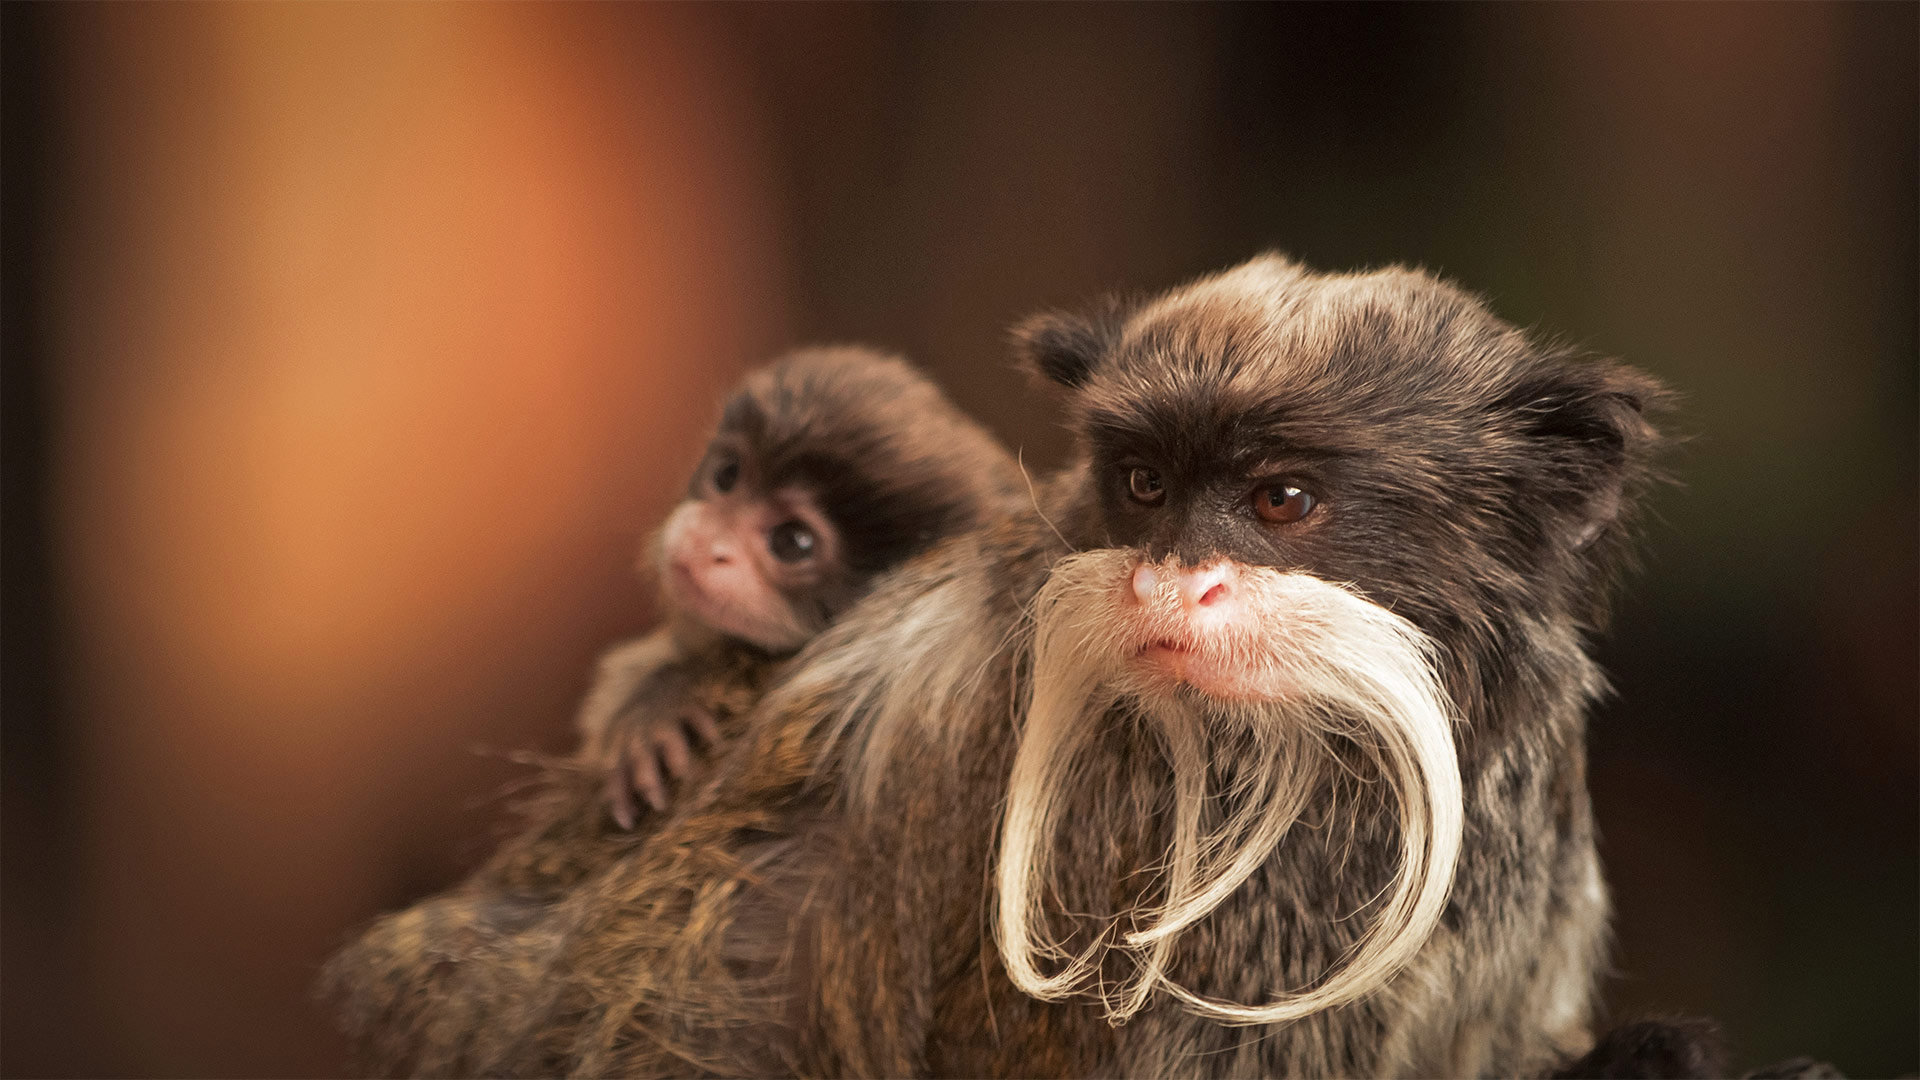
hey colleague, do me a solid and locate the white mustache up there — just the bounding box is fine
[995,549,1464,1025]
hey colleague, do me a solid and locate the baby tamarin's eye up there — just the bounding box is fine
[767,520,817,563]
[711,455,740,493]
[1252,481,1316,524]
[1126,466,1165,506]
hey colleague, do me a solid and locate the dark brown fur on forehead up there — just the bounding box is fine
[1079,260,1580,441]
[717,346,1022,574]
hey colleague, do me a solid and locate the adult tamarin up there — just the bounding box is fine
[320,345,1022,1075]
[332,254,1673,1077]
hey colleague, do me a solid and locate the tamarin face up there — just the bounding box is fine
[653,346,1021,653]
[656,438,847,652]
[1018,254,1666,706]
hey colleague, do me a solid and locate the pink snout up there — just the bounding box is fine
[700,534,742,566]
[1132,561,1240,623]
[1127,559,1283,700]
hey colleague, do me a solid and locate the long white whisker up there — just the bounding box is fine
[1017,448,1075,553]
[991,550,1465,1026]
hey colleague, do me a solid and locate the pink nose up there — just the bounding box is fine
[1175,562,1234,610]
[1130,561,1235,610]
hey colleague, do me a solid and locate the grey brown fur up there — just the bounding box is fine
[327,256,1672,1077]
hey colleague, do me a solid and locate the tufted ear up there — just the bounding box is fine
[1498,355,1673,549]
[1009,295,1131,389]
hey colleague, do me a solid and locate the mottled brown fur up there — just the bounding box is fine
[319,643,768,1076]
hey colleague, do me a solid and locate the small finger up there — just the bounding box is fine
[632,740,668,813]
[657,728,695,779]
[684,710,721,748]
[605,767,637,831]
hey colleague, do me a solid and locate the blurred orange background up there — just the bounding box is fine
[3,5,1913,1077]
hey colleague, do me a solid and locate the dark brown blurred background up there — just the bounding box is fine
[3,4,1913,1076]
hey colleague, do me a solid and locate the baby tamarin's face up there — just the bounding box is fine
[655,438,848,652]
[651,346,1023,655]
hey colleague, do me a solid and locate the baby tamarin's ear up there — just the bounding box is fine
[1009,294,1132,389]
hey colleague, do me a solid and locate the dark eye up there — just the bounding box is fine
[767,520,817,563]
[1253,482,1315,525]
[711,455,740,494]
[1126,466,1165,506]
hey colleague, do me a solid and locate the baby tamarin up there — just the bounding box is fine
[320,345,1022,1075]
[578,344,1024,826]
